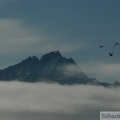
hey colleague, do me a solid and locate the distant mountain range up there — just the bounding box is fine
[0,51,119,87]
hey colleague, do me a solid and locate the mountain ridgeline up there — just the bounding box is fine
[0,51,119,86]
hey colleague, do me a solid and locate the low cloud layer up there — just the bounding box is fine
[0,81,119,120]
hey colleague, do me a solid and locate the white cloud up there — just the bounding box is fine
[61,64,85,77]
[80,62,120,83]
[0,81,119,120]
[0,19,42,55]
[0,19,86,56]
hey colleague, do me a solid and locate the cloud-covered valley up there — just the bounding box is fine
[0,81,119,120]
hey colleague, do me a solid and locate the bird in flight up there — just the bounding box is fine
[99,45,106,48]
[108,52,113,56]
[114,42,120,47]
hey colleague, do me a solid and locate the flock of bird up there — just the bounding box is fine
[99,42,120,56]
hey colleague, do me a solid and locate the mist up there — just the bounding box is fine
[0,81,119,120]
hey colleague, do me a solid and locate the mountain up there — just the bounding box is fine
[0,51,89,84]
[0,51,119,86]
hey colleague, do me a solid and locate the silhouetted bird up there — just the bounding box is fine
[114,43,120,47]
[99,45,105,48]
[108,52,113,56]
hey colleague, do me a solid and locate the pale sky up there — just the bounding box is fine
[0,0,120,82]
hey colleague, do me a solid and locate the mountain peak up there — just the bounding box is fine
[21,56,39,65]
[113,81,120,87]
[42,50,62,58]
[40,51,62,64]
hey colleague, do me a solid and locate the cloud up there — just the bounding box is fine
[0,81,119,120]
[60,63,86,78]
[80,62,120,83]
[0,19,42,55]
[0,19,86,56]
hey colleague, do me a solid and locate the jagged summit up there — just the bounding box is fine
[41,51,62,59]
[40,51,62,66]
[20,56,39,65]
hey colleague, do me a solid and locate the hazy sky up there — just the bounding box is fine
[0,0,120,82]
